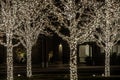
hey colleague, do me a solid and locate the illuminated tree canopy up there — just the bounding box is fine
[14,0,50,78]
[0,0,119,80]
[0,0,20,80]
[93,0,120,77]
[45,0,103,80]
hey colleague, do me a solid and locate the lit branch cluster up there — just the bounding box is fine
[0,0,50,79]
[0,0,119,80]
[14,0,50,78]
[0,0,20,80]
[46,0,101,80]
[93,0,120,77]
[95,0,120,47]
[15,0,47,48]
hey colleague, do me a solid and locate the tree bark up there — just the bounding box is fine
[70,43,78,80]
[6,34,13,80]
[104,46,111,77]
[27,45,32,77]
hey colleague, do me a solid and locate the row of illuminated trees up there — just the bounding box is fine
[0,0,119,80]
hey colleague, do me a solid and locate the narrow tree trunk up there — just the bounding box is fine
[105,46,111,77]
[6,34,13,80]
[104,0,111,77]
[27,45,32,77]
[70,43,78,80]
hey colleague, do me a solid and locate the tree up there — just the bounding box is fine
[0,0,20,80]
[94,0,120,77]
[15,0,49,77]
[46,0,99,80]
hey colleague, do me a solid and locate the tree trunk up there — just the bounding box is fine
[105,46,111,77]
[27,45,32,77]
[6,34,13,80]
[70,43,78,80]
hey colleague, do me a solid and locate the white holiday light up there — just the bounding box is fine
[47,0,100,80]
[0,0,20,80]
[93,0,120,77]
[15,0,50,78]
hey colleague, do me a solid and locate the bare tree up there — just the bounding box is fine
[94,0,120,77]
[15,0,49,78]
[0,0,20,80]
[46,0,100,80]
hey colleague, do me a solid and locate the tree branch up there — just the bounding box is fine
[13,42,20,47]
[19,38,26,48]
[48,25,69,42]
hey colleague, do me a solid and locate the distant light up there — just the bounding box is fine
[59,44,62,47]
[92,74,96,77]
[59,44,62,53]
[102,73,104,77]
[18,74,21,77]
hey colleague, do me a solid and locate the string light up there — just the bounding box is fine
[0,0,119,80]
[47,1,99,80]
[93,0,120,77]
[0,0,50,79]
[0,0,20,80]
[15,0,50,78]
